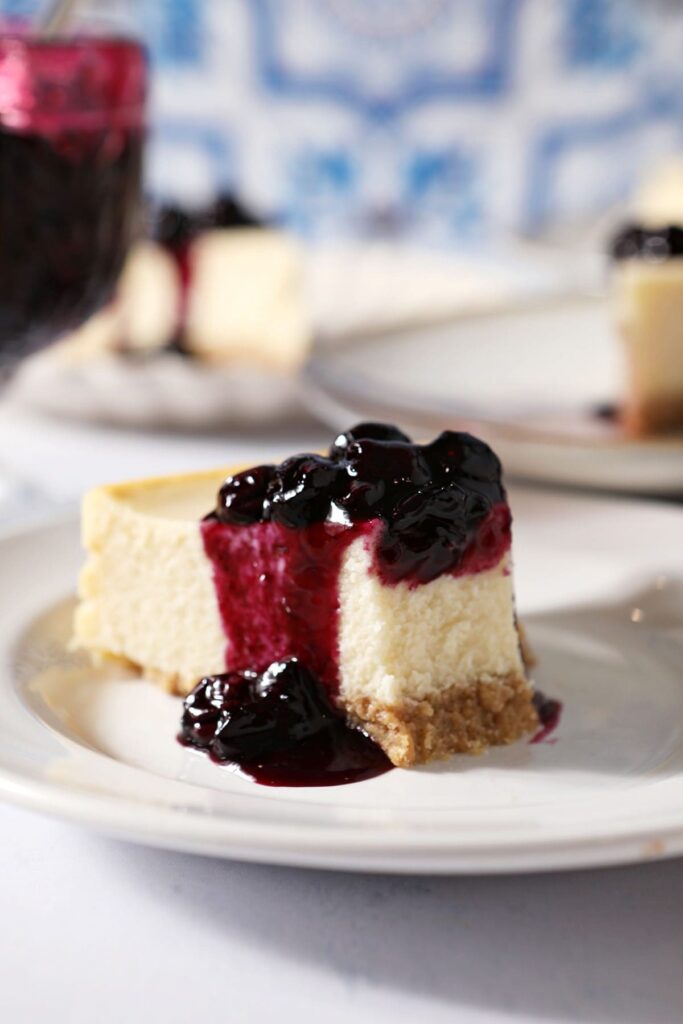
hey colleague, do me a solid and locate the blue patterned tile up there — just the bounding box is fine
[524,88,683,231]
[404,148,485,238]
[249,0,521,122]
[141,0,204,67]
[564,0,642,70]
[0,0,37,19]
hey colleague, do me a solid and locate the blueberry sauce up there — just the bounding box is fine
[610,223,683,262]
[179,660,391,786]
[201,425,511,691]
[0,37,146,353]
[530,691,563,744]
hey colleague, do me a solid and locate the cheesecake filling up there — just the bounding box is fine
[610,222,683,435]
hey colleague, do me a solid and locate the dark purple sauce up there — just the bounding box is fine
[178,661,392,787]
[530,691,563,744]
[0,37,145,353]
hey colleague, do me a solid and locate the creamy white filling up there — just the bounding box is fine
[76,473,524,705]
[614,260,683,401]
[185,229,310,369]
[338,539,523,706]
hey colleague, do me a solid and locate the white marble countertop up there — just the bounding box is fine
[1,401,682,1024]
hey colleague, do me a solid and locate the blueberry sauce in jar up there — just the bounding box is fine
[179,660,392,786]
[0,36,146,353]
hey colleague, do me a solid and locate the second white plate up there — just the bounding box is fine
[303,296,683,494]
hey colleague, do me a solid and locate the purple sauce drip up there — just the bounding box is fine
[530,691,563,744]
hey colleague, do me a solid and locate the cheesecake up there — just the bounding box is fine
[56,194,311,372]
[75,424,537,770]
[611,224,683,436]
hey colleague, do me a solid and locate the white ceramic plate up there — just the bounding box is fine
[1,489,683,874]
[303,296,683,495]
[8,350,304,429]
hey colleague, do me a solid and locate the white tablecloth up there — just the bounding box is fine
[1,402,681,1024]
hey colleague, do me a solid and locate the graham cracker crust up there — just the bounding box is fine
[622,392,683,437]
[143,664,194,695]
[91,656,538,770]
[342,675,538,768]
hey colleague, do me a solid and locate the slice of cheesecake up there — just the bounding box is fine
[611,225,683,436]
[53,195,311,373]
[75,424,536,767]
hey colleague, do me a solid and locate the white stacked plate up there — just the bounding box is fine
[303,295,683,495]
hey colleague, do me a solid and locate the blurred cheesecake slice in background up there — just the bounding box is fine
[57,194,312,372]
[611,223,683,436]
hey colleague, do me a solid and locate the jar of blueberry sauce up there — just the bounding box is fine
[0,35,146,354]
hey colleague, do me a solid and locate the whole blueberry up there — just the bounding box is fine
[208,193,261,229]
[330,422,411,459]
[153,204,197,250]
[427,431,501,489]
[217,465,275,525]
[378,484,472,583]
[180,672,252,748]
[212,660,338,760]
[338,438,431,518]
[268,454,345,528]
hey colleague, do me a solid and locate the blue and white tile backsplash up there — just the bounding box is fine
[3,0,683,243]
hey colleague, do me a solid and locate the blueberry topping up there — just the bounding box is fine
[181,660,340,761]
[209,193,262,229]
[611,223,683,262]
[152,192,261,251]
[217,465,276,526]
[153,204,196,251]
[207,423,507,584]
